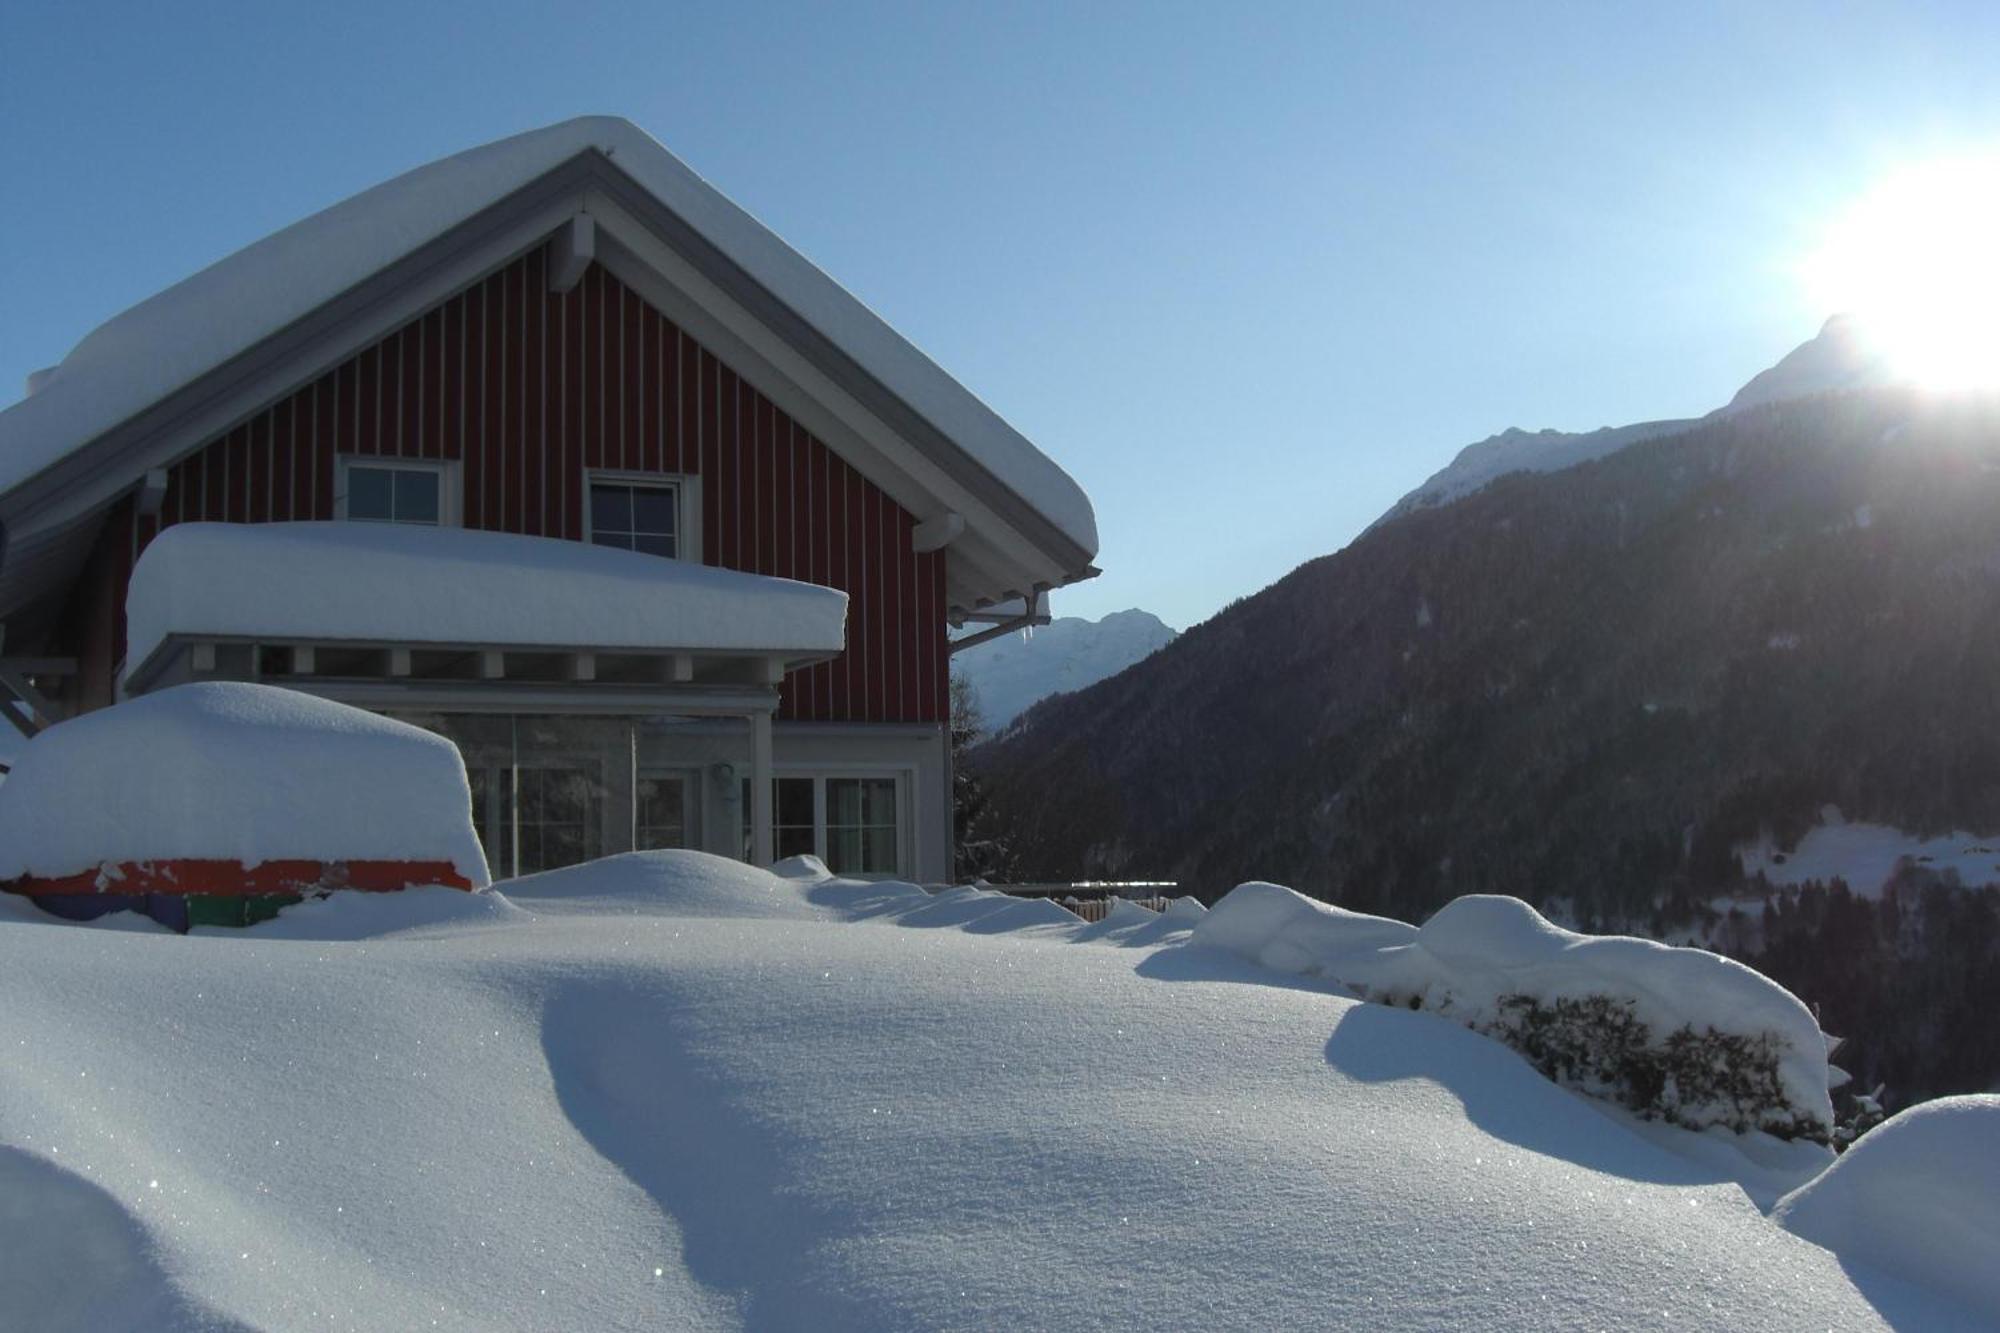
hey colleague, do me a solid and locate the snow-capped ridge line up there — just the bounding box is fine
[1379,313,1898,524]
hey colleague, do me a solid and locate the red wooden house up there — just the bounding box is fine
[0,117,1098,883]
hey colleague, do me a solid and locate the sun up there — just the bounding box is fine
[1800,153,2000,392]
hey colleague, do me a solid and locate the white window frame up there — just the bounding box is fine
[334,455,462,527]
[582,469,703,562]
[740,767,912,878]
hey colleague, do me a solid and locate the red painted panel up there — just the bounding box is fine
[2,858,473,897]
[399,318,422,458]
[109,246,948,722]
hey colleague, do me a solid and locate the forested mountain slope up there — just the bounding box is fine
[976,388,2000,1095]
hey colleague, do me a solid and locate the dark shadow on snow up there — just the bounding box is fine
[1130,938,1356,998]
[1322,1001,1768,1188]
[1139,942,1980,1329]
[0,1145,250,1333]
[538,979,879,1332]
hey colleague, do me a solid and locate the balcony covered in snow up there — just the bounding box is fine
[122,522,847,709]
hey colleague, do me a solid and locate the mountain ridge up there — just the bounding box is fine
[974,383,2000,1101]
[1380,315,1892,523]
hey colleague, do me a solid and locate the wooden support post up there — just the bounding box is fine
[479,651,506,680]
[668,654,695,683]
[566,652,596,683]
[290,645,316,675]
[388,648,412,677]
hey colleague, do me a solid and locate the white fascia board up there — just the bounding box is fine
[588,195,1073,601]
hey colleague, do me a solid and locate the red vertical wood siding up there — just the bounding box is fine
[105,246,946,723]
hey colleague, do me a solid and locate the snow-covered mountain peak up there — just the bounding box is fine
[1381,315,1901,525]
[956,608,1177,730]
[1721,313,1890,414]
[1379,417,1695,523]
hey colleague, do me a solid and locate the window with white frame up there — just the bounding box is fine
[825,777,899,875]
[587,476,680,558]
[467,762,601,878]
[337,457,459,526]
[741,773,906,876]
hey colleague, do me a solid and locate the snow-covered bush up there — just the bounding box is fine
[1196,883,1835,1140]
[1485,993,1824,1140]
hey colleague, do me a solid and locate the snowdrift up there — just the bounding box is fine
[2,851,1965,1330]
[0,682,488,898]
[1775,1095,2000,1322]
[1196,884,1835,1139]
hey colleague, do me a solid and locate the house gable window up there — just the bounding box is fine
[337,457,459,526]
[584,471,699,560]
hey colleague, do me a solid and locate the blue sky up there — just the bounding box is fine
[6,1,2000,629]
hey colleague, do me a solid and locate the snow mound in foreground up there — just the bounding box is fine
[1196,884,1833,1138]
[1775,1095,2000,1321]
[0,853,1975,1329]
[502,850,833,920]
[0,682,488,885]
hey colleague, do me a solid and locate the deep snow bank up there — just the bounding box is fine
[1196,884,1834,1138]
[1775,1095,2000,1321]
[0,682,487,885]
[505,850,834,920]
[0,852,1973,1330]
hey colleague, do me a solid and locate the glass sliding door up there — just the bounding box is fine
[826,777,899,876]
[739,772,907,877]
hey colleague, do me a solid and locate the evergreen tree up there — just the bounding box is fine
[951,674,1016,884]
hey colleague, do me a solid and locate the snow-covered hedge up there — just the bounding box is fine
[1196,884,1835,1140]
[1775,1095,2000,1322]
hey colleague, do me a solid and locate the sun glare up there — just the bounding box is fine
[1801,153,2000,392]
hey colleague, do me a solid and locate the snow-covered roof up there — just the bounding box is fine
[124,522,847,681]
[0,117,1096,562]
[0,681,489,884]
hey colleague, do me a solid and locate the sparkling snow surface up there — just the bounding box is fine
[124,522,848,678]
[0,682,488,884]
[0,855,1978,1330]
